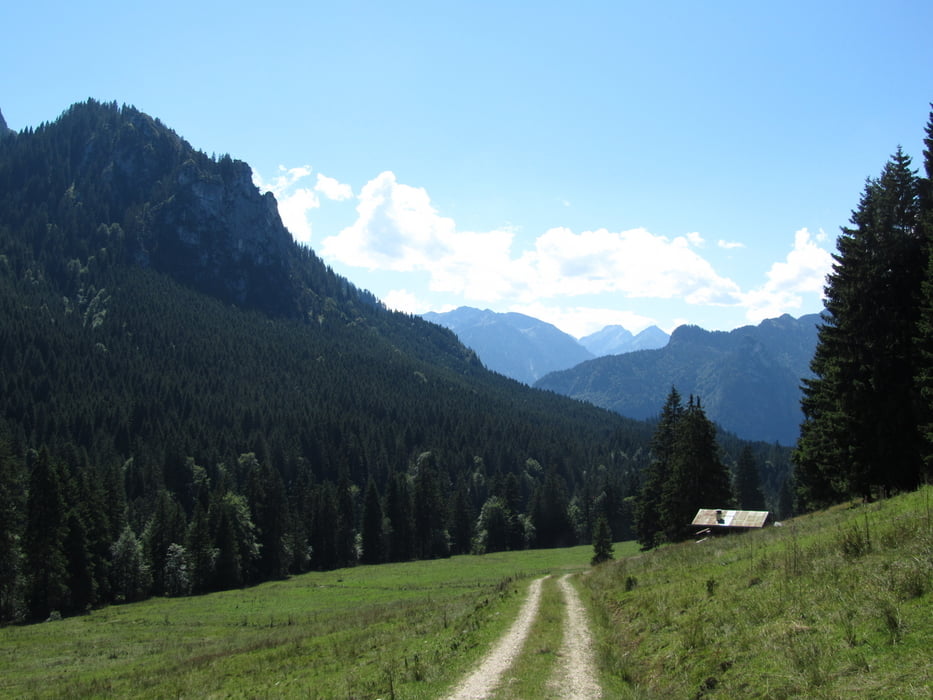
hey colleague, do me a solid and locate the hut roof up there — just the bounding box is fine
[692,508,770,529]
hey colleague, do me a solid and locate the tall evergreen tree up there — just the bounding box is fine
[796,148,924,507]
[634,387,683,549]
[23,449,69,619]
[385,471,414,562]
[914,107,933,475]
[733,445,766,510]
[659,396,733,542]
[360,478,384,565]
[590,515,614,566]
[0,436,25,622]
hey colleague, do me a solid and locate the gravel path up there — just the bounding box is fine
[444,576,546,700]
[549,573,602,699]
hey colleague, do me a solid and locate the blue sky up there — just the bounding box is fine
[4,1,932,336]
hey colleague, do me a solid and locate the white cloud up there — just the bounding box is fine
[742,228,833,322]
[315,173,353,201]
[322,172,746,312]
[383,289,423,314]
[515,227,741,305]
[509,301,658,338]
[718,239,745,249]
[252,165,320,244]
[685,231,705,247]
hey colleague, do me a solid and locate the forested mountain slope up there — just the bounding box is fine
[536,314,820,445]
[0,100,792,621]
[0,100,669,620]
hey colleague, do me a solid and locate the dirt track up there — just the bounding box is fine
[444,573,601,699]
[444,576,546,700]
[548,574,602,699]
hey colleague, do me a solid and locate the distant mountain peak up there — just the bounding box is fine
[423,307,593,384]
[580,323,669,356]
[537,312,821,445]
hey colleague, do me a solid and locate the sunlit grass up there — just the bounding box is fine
[0,545,594,699]
[582,485,933,699]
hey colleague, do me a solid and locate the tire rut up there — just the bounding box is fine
[444,576,546,700]
[548,573,602,699]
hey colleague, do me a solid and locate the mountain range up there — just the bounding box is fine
[535,313,821,445]
[0,100,794,613]
[422,307,669,384]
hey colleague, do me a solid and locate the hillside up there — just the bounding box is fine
[582,485,933,698]
[0,100,659,619]
[423,306,595,384]
[536,313,820,445]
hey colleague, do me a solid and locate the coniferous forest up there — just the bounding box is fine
[5,99,931,624]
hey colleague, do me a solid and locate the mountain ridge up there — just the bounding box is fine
[422,307,670,384]
[535,312,821,445]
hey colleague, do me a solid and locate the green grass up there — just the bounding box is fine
[0,546,593,699]
[581,485,933,699]
[5,491,930,699]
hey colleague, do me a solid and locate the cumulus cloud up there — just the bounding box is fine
[509,302,659,339]
[321,172,517,301]
[515,227,741,305]
[742,228,833,322]
[315,173,353,201]
[383,289,423,314]
[252,165,352,245]
[322,171,746,312]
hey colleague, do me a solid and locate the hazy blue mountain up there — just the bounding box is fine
[580,324,669,355]
[423,307,595,384]
[536,313,821,445]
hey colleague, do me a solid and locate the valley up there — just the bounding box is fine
[1,487,928,698]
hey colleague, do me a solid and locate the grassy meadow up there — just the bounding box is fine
[2,488,931,699]
[0,544,620,699]
[581,485,933,699]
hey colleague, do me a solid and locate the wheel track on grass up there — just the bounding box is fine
[548,573,602,699]
[444,576,546,700]
[444,573,601,700]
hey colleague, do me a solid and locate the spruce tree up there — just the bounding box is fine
[23,449,69,619]
[734,445,766,510]
[659,396,732,542]
[360,478,384,565]
[914,107,933,475]
[590,515,614,565]
[796,148,924,507]
[634,387,683,549]
[0,436,25,621]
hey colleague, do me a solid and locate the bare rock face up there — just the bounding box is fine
[93,109,297,314]
[152,156,293,309]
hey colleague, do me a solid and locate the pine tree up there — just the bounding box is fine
[23,449,69,619]
[590,515,614,565]
[796,147,924,507]
[0,436,25,621]
[733,445,766,510]
[360,478,384,565]
[385,471,414,562]
[634,387,683,549]
[914,107,933,475]
[659,396,732,541]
